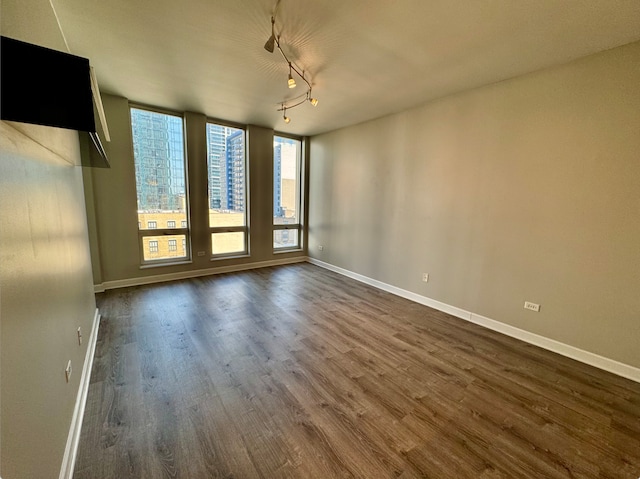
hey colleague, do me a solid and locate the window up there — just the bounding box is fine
[273,135,302,249]
[207,122,248,256]
[131,107,190,263]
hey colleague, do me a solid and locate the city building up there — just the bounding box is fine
[131,108,186,212]
[207,124,245,213]
[224,129,245,212]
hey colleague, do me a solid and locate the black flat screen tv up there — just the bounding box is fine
[1,36,96,133]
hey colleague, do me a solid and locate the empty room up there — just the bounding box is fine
[1,0,640,478]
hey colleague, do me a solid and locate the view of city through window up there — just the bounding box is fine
[273,136,301,249]
[131,108,188,262]
[132,107,300,262]
[207,123,247,256]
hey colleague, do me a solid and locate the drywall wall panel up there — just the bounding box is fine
[0,121,96,478]
[309,41,640,368]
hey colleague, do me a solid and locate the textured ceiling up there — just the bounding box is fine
[4,0,640,136]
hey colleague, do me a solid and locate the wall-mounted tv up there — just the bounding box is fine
[1,36,95,133]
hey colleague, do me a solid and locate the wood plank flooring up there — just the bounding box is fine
[73,263,640,478]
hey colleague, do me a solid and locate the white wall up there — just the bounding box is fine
[0,122,97,478]
[309,41,640,370]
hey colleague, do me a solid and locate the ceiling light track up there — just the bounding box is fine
[264,13,318,123]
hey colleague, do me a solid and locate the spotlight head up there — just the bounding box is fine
[264,17,276,53]
[284,116,291,124]
[309,97,318,106]
[287,64,296,88]
[264,34,275,53]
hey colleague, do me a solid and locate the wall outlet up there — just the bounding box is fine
[77,327,82,346]
[197,251,206,257]
[422,273,429,283]
[318,245,324,251]
[65,361,72,383]
[524,301,540,312]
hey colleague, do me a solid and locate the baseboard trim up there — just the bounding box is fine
[307,257,640,384]
[58,308,101,479]
[97,256,307,291]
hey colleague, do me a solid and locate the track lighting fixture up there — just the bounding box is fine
[287,64,296,89]
[264,11,318,123]
[264,17,276,53]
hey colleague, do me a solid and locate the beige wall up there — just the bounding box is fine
[0,122,97,478]
[85,95,309,285]
[309,41,640,369]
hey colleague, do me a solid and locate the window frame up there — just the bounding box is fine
[273,133,303,252]
[206,118,250,259]
[130,104,192,267]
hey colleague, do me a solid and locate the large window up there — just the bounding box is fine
[131,107,189,263]
[273,135,302,250]
[206,122,248,256]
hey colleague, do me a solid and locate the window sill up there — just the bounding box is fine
[140,259,192,269]
[210,253,251,261]
[273,248,304,254]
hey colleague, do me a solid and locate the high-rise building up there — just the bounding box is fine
[207,124,245,212]
[207,123,226,209]
[274,143,283,217]
[273,137,298,218]
[225,129,245,211]
[131,108,186,212]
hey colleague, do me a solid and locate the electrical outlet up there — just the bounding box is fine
[422,273,429,283]
[65,361,72,383]
[524,301,540,312]
[77,327,82,346]
[318,245,324,251]
[197,251,206,257]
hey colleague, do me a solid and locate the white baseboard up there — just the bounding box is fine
[307,257,640,384]
[95,256,307,292]
[59,308,101,479]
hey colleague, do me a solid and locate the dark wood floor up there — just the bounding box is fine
[74,263,640,479]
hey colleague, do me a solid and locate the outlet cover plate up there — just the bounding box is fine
[524,301,540,312]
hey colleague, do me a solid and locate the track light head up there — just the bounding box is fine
[264,17,276,53]
[309,97,318,106]
[287,64,296,88]
[264,34,275,53]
